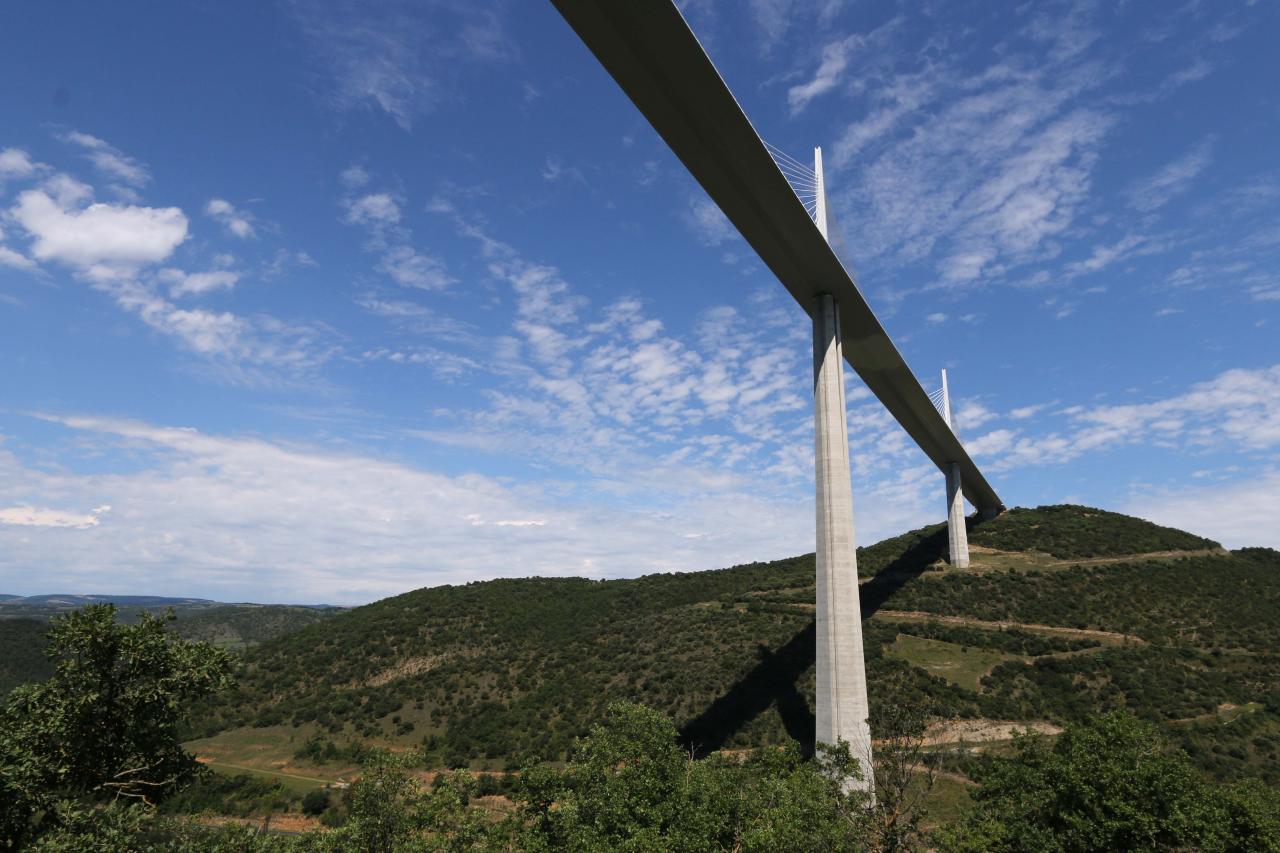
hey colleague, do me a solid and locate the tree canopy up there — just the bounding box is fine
[0,604,232,847]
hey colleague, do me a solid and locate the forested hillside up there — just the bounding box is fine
[167,605,342,650]
[0,603,341,698]
[189,505,1280,786]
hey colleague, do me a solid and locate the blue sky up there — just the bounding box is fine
[1,0,1277,604]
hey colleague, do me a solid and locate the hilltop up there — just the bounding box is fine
[186,505,1280,788]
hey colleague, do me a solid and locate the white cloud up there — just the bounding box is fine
[820,15,1125,294]
[748,0,793,49]
[105,278,245,354]
[0,147,38,179]
[966,428,1017,458]
[788,36,856,113]
[0,415,826,603]
[980,365,1280,473]
[1009,403,1050,420]
[925,312,947,324]
[954,401,997,432]
[286,0,513,130]
[9,189,187,276]
[683,196,736,247]
[160,268,241,298]
[205,198,255,239]
[1065,233,1150,277]
[787,18,899,115]
[0,504,106,529]
[340,164,370,189]
[361,346,480,380]
[832,71,936,166]
[61,131,149,187]
[377,246,452,290]
[0,246,36,271]
[440,220,818,485]
[43,174,93,207]
[845,79,1113,284]
[343,186,451,295]
[345,192,400,226]
[3,168,332,376]
[1124,470,1280,549]
[1129,138,1214,212]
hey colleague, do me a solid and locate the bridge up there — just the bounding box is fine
[551,0,1005,793]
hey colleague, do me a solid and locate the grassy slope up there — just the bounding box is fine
[885,634,1020,692]
[189,505,1280,786]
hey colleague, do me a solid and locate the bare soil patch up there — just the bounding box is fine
[923,718,1061,746]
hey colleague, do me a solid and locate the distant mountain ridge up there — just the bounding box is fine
[0,594,339,609]
[1,594,218,607]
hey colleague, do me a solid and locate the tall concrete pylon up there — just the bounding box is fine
[941,370,970,568]
[812,147,874,794]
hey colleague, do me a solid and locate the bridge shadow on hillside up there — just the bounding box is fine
[680,623,817,758]
[681,522,982,756]
[858,525,950,615]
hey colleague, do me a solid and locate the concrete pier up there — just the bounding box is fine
[946,462,970,568]
[813,292,874,794]
[940,370,971,569]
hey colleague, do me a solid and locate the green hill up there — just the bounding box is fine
[187,505,1280,787]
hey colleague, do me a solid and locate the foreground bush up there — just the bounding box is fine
[935,713,1280,852]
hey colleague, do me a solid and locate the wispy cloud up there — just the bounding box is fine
[1063,233,1157,278]
[787,19,898,115]
[1124,469,1280,549]
[339,176,453,292]
[0,245,37,271]
[159,267,240,298]
[970,364,1280,472]
[682,196,736,247]
[0,414,824,602]
[205,198,256,239]
[377,245,453,290]
[60,131,149,190]
[0,504,108,529]
[788,35,857,114]
[286,0,515,131]
[344,192,401,227]
[825,31,1116,290]
[0,147,40,180]
[5,165,333,377]
[1129,138,1214,212]
[541,157,590,188]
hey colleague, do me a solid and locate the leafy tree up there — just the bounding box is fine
[934,713,1280,852]
[300,789,331,818]
[340,753,417,852]
[303,750,497,853]
[0,604,232,847]
[515,702,877,852]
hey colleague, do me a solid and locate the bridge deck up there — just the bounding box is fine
[550,0,1004,516]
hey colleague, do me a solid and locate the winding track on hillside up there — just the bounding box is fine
[871,610,1145,645]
